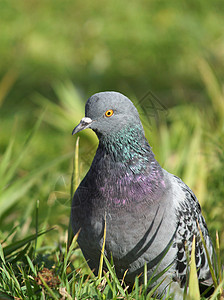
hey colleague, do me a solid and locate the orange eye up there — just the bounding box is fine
[105,109,114,117]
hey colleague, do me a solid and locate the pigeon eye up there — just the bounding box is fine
[105,109,114,117]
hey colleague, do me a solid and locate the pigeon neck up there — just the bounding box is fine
[91,124,165,204]
[97,124,156,165]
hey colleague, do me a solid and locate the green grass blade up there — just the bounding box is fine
[0,243,6,264]
[146,277,167,298]
[198,58,224,122]
[141,235,174,295]
[0,139,14,180]
[63,230,80,277]
[102,254,126,298]
[134,276,139,300]
[9,243,31,264]
[0,112,45,190]
[0,152,72,219]
[6,263,22,292]
[103,271,114,296]
[0,291,14,300]
[67,137,80,249]
[1,226,19,244]
[35,199,39,253]
[3,228,54,257]
[17,264,34,296]
[0,178,36,219]
[26,254,37,276]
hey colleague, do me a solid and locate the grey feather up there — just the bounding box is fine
[71,91,214,299]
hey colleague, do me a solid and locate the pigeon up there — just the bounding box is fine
[71,91,214,299]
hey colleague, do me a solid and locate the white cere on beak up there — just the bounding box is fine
[81,117,92,124]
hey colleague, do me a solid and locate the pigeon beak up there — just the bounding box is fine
[72,117,93,135]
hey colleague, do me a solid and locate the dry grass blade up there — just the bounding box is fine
[209,279,224,300]
[0,69,17,107]
[188,236,200,300]
[216,231,222,283]
[74,137,80,189]
[98,215,107,279]
[197,58,224,125]
[197,222,218,288]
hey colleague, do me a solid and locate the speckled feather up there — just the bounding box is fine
[71,92,213,299]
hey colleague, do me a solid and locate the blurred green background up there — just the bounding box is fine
[0,0,223,259]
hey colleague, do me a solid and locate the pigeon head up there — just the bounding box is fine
[72,91,143,138]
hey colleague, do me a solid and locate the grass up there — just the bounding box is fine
[1,0,224,104]
[1,213,223,299]
[0,193,223,299]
